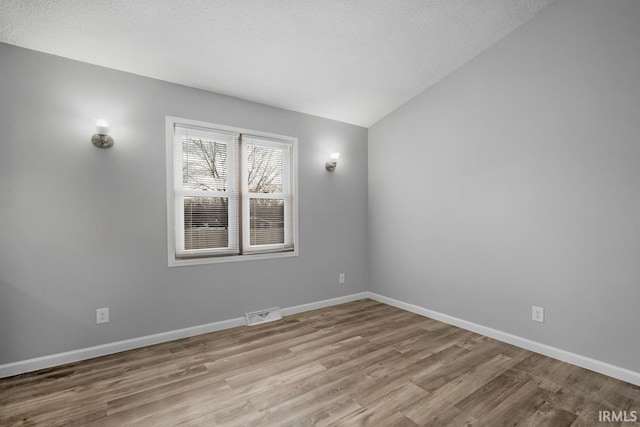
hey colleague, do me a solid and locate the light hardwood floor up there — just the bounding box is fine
[1,299,639,426]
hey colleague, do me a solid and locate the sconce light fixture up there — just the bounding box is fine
[325,152,340,172]
[91,118,114,148]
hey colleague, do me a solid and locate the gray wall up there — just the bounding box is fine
[0,42,369,364]
[369,0,640,373]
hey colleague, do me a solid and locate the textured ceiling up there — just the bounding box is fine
[0,0,554,127]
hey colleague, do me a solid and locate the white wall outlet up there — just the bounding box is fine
[338,273,345,284]
[96,307,109,324]
[532,306,544,323]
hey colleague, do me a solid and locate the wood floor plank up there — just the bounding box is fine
[454,368,531,418]
[522,402,578,427]
[402,353,520,424]
[314,400,364,427]
[1,299,638,426]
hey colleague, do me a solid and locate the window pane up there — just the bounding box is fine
[250,199,284,245]
[184,197,228,250]
[247,145,283,193]
[182,137,227,191]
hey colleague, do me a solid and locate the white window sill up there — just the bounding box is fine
[168,249,299,267]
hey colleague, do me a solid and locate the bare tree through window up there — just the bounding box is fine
[248,144,283,193]
[183,138,228,191]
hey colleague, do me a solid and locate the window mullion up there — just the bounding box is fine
[240,135,250,254]
[226,135,239,253]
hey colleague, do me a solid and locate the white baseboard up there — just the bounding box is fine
[280,292,369,316]
[0,292,369,379]
[367,291,640,387]
[6,291,636,387]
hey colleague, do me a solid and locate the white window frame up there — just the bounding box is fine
[166,116,298,267]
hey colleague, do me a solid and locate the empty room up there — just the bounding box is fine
[1,0,639,425]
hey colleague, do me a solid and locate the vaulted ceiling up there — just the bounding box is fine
[0,0,554,127]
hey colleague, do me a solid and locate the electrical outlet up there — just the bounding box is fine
[532,306,544,323]
[96,307,109,324]
[338,273,345,284]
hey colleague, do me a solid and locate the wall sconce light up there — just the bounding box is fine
[91,118,114,148]
[326,152,340,172]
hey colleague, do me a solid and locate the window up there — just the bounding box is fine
[166,117,297,266]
